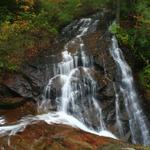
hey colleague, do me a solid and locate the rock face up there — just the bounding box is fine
[0,122,146,150]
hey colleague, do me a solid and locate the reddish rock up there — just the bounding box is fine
[0,122,148,150]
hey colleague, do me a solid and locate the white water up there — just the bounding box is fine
[110,36,150,145]
[0,117,5,125]
[113,83,124,137]
[39,18,109,132]
[0,112,116,139]
[0,18,116,140]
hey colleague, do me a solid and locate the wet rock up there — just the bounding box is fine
[47,75,67,99]
[83,32,116,80]
[0,62,54,102]
[2,73,32,99]
[101,82,115,98]
[0,100,36,124]
[0,122,143,150]
[0,122,148,150]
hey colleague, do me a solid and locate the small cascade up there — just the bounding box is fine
[60,67,106,131]
[0,117,5,125]
[110,36,150,145]
[113,83,124,137]
[58,49,75,75]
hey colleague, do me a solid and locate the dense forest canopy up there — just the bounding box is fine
[0,0,149,89]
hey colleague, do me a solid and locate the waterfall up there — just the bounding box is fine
[0,16,149,146]
[0,17,116,140]
[110,36,150,145]
[113,83,124,137]
[38,18,107,132]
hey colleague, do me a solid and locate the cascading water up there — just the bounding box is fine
[38,18,107,132]
[0,17,116,140]
[110,36,150,145]
[113,83,124,137]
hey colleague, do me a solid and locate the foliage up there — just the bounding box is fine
[109,22,129,45]
[0,0,110,74]
[0,0,18,12]
[0,20,33,72]
[0,7,14,23]
[0,0,149,86]
[110,0,150,53]
[109,0,150,89]
[134,0,150,61]
[139,65,150,89]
